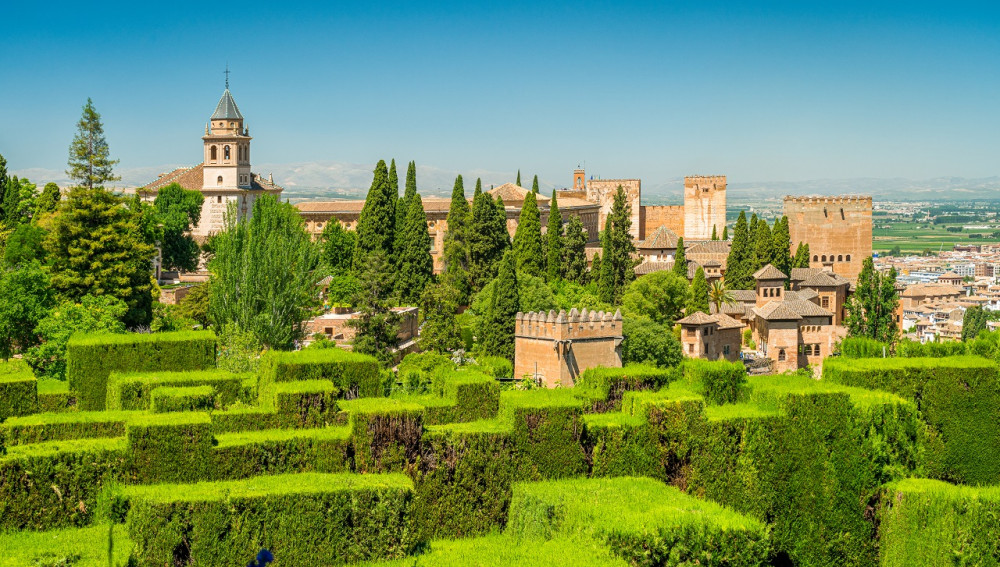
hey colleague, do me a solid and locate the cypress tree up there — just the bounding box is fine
[598,186,636,305]
[725,211,752,290]
[353,160,396,284]
[493,197,510,254]
[479,250,519,360]
[546,191,563,281]
[469,192,507,290]
[442,175,471,303]
[752,218,773,273]
[771,215,792,280]
[722,225,728,240]
[711,225,718,240]
[749,213,759,239]
[395,192,434,303]
[395,161,417,242]
[516,170,521,187]
[590,252,602,283]
[562,214,588,284]
[0,174,22,228]
[513,191,543,276]
[66,98,120,189]
[474,178,482,199]
[793,242,811,269]
[687,267,710,315]
[532,175,539,194]
[672,237,687,278]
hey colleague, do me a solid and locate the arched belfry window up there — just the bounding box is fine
[210,146,217,161]
[224,145,231,160]
[217,176,223,186]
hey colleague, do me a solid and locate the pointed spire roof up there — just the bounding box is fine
[212,89,243,120]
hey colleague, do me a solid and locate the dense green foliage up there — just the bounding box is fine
[545,191,563,281]
[394,192,434,303]
[349,253,400,366]
[260,347,381,399]
[621,271,688,326]
[442,175,471,303]
[468,191,509,291]
[561,213,589,285]
[672,236,687,277]
[354,160,396,280]
[687,266,710,314]
[0,359,38,420]
[513,191,544,277]
[66,98,120,189]
[478,251,520,360]
[419,282,463,353]
[106,368,244,411]
[962,305,989,341]
[597,187,636,304]
[621,316,683,369]
[0,260,53,360]
[24,295,127,380]
[151,183,204,272]
[845,256,900,343]
[319,218,356,278]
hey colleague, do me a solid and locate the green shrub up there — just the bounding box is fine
[360,532,628,566]
[213,426,352,480]
[575,364,678,411]
[838,336,889,358]
[265,379,341,428]
[399,352,455,378]
[582,413,659,479]
[36,378,77,413]
[1,410,131,445]
[126,412,214,483]
[0,437,128,530]
[0,359,37,420]
[342,398,424,473]
[210,406,287,433]
[503,390,587,479]
[107,368,244,411]
[824,356,1000,484]
[878,478,1000,566]
[507,476,769,567]
[66,330,216,410]
[411,369,501,425]
[475,355,513,380]
[683,358,749,405]
[259,348,381,399]
[896,339,968,358]
[151,385,216,413]
[124,472,418,566]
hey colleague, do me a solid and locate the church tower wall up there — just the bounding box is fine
[784,196,872,281]
[683,176,727,240]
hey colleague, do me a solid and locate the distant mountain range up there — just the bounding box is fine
[14,162,1000,203]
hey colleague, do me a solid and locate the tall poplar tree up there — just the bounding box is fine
[562,214,588,285]
[442,175,471,302]
[532,175,539,194]
[546,191,563,281]
[771,215,792,280]
[672,237,687,278]
[725,211,752,290]
[478,250,519,360]
[395,193,434,304]
[67,98,120,189]
[353,160,395,289]
[686,267,710,314]
[598,186,636,305]
[845,257,899,344]
[513,191,543,276]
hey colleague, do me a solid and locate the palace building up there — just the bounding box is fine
[139,81,283,239]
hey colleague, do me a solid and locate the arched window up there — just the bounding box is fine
[224,145,231,160]
[217,176,223,186]
[813,255,819,262]
[778,349,786,361]
[838,255,843,262]
[846,254,852,262]
[822,255,827,262]
[210,146,217,161]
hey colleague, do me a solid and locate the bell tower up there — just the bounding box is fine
[202,72,252,190]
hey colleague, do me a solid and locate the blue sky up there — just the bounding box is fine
[2,1,999,191]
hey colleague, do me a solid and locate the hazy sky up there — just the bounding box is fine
[2,1,999,188]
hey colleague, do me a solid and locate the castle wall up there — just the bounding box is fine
[783,196,872,281]
[586,179,641,239]
[640,205,685,240]
[683,176,727,241]
[514,309,623,388]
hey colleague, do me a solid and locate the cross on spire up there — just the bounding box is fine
[224,64,230,89]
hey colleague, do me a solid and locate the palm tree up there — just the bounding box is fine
[709,280,736,314]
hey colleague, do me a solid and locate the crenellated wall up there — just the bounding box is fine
[783,196,872,281]
[514,308,623,388]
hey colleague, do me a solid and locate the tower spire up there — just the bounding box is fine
[224,63,230,89]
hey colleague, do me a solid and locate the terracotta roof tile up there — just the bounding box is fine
[639,226,680,250]
[753,264,788,281]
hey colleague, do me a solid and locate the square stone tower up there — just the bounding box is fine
[683,176,727,241]
[514,308,623,388]
[783,196,872,281]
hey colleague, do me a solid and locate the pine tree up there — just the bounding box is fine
[513,191,544,276]
[353,161,396,290]
[725,211,752,290]
[532,175,539,194]
[516,170,521,187]
[672,237,687,278]
[348,253,400,366]
[442,175,471,303]
[66,98,120,189]
[722,225,728,240]
[845,257,899,344]
[771,216,792,280]
[711,225,718,240]
[687,267,710,314]
[751,218,773,274]
[546,191,563,281]
[562,214,588,284]
[479,250,519,360]
[395,193,434,303]
[598,186,637,305]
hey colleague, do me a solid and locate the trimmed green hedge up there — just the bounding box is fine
[683,358,749,405]
[36,378,77,413]
[474,355,513,380]
[267,379,341,428]
[66,330,216,410]
[824,356,1000,484]
[878,478,1000,566]
[107,368,244,411]
[151,385,215,413]
[210,406,286,433]
[0,410,132,445]
[0,359,38,420]
[213,426,352,480]
[260,348,381,399]
[582,412,658,479]
[124,472,418,566]
[343,398,424,473]
[418,370,500,425]
[360,533,628,567]
[126,412,213,483]
[0,523,132,567]
[0,437,128,531]
[503,390,588,479]
[575,364,678,411]
[507,476,769,567]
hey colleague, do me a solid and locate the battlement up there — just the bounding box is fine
[516,308,623,341]
[783,195,872,205]
[684,175,727,189]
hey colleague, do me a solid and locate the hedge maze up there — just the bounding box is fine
[2,331,1000,565]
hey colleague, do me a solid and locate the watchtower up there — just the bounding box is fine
[514,308,623,388]
[683,176,727,241]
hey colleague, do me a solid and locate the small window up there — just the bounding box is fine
[815,344,821,356]
[217,195,222,203]
[838,255,843,262]
[813,255,818,262]
[216,176,223,187]
[224,145,231,160]
[778,349,786,362]
[840,208,845,220]
[324,327,333,335]
[210,146,217,161]
[822,297,830,308]
[822,255,827,262]
[846,254,851,262]
[723,344,730,355]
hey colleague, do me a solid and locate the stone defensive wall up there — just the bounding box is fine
[639,205,685,240]
[515,308,623,341]
[783,195,873,281]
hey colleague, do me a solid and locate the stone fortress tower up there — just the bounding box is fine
[783,196,873,281]
[682,176,727,240]
[514,309,623,388]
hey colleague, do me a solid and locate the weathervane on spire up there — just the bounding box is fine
[224,63,230,89]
